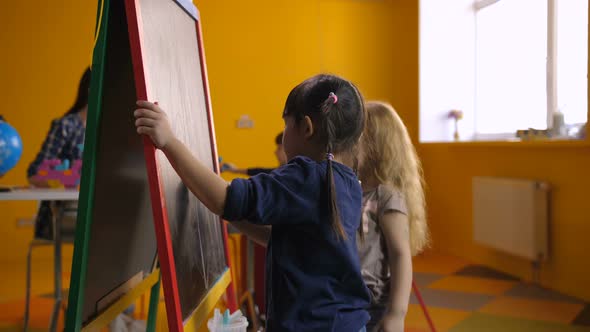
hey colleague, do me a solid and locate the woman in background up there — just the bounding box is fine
[27,68,89,238]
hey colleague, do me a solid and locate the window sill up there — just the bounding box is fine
[419,138,590,148]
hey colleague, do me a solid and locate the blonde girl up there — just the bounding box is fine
[357,101,429,332]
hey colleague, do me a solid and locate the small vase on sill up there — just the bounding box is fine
[448,109,464,141]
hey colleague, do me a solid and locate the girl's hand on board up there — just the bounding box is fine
[134,101,175,149]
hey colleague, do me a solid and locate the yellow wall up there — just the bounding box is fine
[382,1,590,301]
[196,0,401,178]
[0,0,400,327]
[421,144,590,301]
[0,1,97,262]
[0,0,399,259]
[3,0,586,322]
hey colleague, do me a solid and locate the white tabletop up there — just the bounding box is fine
[0,188,79,201]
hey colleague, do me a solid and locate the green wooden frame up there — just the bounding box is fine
[64,0,160,330]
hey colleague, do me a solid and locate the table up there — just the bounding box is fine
[0,188,79,201]
[0,188,79,332]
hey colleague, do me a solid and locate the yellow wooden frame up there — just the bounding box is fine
[82,269,160,332]
[184,269,232,331]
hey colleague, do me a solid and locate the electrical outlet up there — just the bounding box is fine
[16,218,35,228]
[236,115,254,129]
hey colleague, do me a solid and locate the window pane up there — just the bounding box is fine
[476,0,547,134]
[557,0,588,124]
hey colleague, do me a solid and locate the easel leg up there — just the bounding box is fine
[24,241,34,332]
[146,275,161,332]
[49,203,63,332]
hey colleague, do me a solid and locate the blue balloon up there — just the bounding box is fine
[0,119,23,176]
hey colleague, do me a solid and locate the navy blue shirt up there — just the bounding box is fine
[246,167,275,176]
[224,156,370,332]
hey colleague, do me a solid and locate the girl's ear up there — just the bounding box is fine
[302,115,315,140]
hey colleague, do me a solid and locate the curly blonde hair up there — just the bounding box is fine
[359,101,429,255]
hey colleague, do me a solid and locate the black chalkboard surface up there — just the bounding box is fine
[127,0,229,324]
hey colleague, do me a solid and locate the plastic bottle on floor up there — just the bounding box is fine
[207,309,249,332]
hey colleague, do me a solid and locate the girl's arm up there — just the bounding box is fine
[135,101,228,215]
[160,135,272,243]
[379,211,412,332]
[161,137,228,215]
[222,163,249,175]
[135,101,273,246]
[231,222,271,247]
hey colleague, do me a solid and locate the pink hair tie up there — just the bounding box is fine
[329,92,338,104]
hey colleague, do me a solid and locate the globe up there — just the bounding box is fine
[0,118,23,177]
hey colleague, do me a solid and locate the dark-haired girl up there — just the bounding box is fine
[134,74,371,332]
[27,68,90,238]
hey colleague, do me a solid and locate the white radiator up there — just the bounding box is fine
[472,177,550,262]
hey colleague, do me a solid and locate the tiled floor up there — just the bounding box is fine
[1,251,589,331]
[407,252,590,332]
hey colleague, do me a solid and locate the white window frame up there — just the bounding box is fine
[473,0,558,138]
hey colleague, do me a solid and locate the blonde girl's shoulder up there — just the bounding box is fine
[376,184,408,217]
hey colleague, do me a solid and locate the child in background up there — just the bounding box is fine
[27,68,90,239]
[26,68,139,325]
[134,74,371,332]
[222,131,287,176]
[28,68,90,185]
[356,102,429,332]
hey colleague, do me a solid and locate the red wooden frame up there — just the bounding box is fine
[124,1,237,331]
[413,281,437,332]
